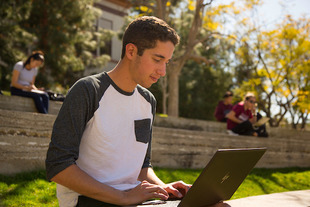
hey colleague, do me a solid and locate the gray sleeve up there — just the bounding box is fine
[142,127,153,169]
[138,86,157,169]
[13,61,23,72]
[45,77,100,181]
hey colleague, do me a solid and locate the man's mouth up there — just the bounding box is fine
[150,76,159,83]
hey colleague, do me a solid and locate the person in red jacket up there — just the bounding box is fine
[226,92,258,136]
[214,91,233,122]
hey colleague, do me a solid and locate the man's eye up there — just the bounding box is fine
[154,59,161,62]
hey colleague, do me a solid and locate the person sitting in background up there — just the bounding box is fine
[214,91,233,122]
[226,92,258,136]
[10,51,49,114]
[253,103,269,138]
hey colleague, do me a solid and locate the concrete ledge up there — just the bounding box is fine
[154,116,227,133]
[1,124,309,175]
[0,109,56,133]
[154,116,310,140]
[151,127,310,169]
[0,135,49,175]
[0,94,62,115]
[1,108,309,175]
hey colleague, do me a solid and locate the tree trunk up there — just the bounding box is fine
[159,76,168,114]
[167,66,180,117]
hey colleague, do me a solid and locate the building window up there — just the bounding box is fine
[94,17,113,57]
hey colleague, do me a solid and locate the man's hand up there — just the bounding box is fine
[123,180,169,205]
[163,181,192,199]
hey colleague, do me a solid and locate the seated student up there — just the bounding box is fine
[253,104,269,138]
[226,92,258,136]
[10,51,49,114]
[214,91,233,122]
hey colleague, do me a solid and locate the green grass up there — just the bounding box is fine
[0,168,309,206]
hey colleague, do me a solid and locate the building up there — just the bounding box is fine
[85,0,130,75]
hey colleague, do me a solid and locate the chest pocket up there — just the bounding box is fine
[134,119,151,144]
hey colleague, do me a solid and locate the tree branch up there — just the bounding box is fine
[188,54,214,65]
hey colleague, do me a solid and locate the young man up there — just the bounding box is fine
[46,16,228,207]
[226,92,258,136]
[214,91,233,122]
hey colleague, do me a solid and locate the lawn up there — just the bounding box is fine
[0,167,310,206]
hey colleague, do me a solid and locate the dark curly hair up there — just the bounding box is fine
[121,16,179,59]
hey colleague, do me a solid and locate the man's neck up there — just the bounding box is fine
[107,61,137,93]
[223,99,230,105]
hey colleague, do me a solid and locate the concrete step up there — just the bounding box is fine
[0,109,56,132]
[0,95,62,115]
[0,108,309,175]
[0,135,50,175]
[151,126,310,169]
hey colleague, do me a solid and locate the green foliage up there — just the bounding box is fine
[0,0,111,91]
[236,15,310,127]
[23,0,111,88]
[178,36,234,120]
[0,0,34,90]
[179,59,233,120]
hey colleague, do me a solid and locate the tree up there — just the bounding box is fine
[22,0,110,88]
[0,0,34,90]
[208,0,310,129]
[235,15,310,128]
[130,0,217,117]
[1,0,112,91]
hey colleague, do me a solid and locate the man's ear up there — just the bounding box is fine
[125,43,137,60]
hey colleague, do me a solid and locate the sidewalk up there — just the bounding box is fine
[226,190,310,207]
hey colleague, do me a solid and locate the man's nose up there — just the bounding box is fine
[157,63,166,77]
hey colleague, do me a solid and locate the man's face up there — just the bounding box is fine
[130,40,175,88]
[226,96,233,104]
[246,97,256,110]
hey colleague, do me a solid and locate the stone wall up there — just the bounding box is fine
[151,127,310,169]
[1,96,310,175]
[0,109,55,174]
[0,95,62,115]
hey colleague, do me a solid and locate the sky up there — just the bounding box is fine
[256,0,310,26]
[213,0,310,29]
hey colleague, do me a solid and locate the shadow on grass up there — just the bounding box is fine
[246,167,310,194]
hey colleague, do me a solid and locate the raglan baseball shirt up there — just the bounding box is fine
[45,72,156,207]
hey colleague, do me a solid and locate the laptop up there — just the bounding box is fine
[132,147,267,207]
